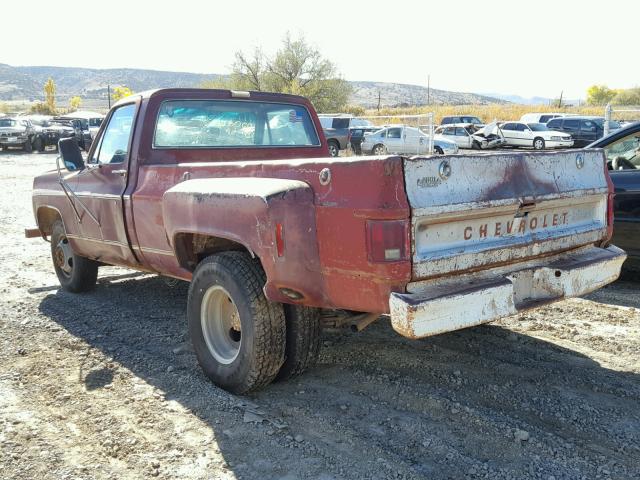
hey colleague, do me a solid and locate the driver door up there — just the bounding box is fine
[73,102,139,266]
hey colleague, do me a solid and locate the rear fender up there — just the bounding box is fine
[163,177,326,306]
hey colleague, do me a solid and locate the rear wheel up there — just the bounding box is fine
[327,140,339,157]
[275,305,321,381]
[188,252,286,394]
[23,139,32,153]
[51,220,99,292]
[372,144,387,155]
[533,137,545,150]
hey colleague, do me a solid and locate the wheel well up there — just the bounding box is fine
[36,207,62,236]
[174,233,251,271]
[327,139,339,148]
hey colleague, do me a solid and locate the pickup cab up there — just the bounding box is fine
[28,88,626,393]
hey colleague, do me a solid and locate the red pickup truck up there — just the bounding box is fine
[28,88,626,393]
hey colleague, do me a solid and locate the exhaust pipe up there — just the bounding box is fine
[349,313,380,332]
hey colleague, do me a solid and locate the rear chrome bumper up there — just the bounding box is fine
[390,245,626,339]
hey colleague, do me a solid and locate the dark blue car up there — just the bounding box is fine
[589,122,640,267]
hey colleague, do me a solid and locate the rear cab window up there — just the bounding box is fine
[154,100,320,148]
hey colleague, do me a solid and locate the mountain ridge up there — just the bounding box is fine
[0,63,506,107]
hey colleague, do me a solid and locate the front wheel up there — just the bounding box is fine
[434,146,444,154]
[188,252,286,394]
[533,137,545,150]
[51,220,98,292]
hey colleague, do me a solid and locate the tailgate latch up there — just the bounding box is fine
[515,201,536,218]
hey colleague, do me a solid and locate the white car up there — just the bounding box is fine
[360,125,459,155]
[434,123,506,150]
[519,112,566,124]
[499,122,574,149]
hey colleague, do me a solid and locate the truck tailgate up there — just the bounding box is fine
[403,150,610,280]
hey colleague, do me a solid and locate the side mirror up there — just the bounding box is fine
[58,138,85,171]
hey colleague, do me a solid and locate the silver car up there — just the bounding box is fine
[361,125,459,155]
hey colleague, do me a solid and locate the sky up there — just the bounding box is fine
[3,0,637,100]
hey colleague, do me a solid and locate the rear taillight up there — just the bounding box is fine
[366,219,409,263]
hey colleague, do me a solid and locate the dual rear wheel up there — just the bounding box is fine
[49,222,321,394]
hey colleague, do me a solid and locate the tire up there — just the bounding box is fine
[275,305,321,381]
[372,144,387,155]
[51,220,99,293]
[327,140,339,157]
[34,136,44,152]
[434,146,444,154]
[533,137,545,150]
[24,140,32,153]
[187,252,286,394]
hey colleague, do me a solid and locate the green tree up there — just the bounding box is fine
[613,87,640,105]
[44,77,56,113]
[203,34,352,113]
[586,84,617,106]
[112,86,134,102]
[69,96,82,111]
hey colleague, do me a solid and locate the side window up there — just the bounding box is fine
[564,119,580,131]
[441,118,452,125]
[455,127,468,136]
[332,118,350,129]
[547,119,561,129]
[502,123,516,131]
[387,128,402,139]
[603,133,640,167]
[443,127,455,135]
[540,115,556,123]
[581,120,596,132]
[93,104,136,164]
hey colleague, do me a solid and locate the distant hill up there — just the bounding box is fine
[0,63,505,108]
[482,92,582,106]
[352,81,506,107]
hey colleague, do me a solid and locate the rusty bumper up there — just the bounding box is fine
[390,245,626,339]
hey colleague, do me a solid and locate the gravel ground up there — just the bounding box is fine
[1,151,639,480]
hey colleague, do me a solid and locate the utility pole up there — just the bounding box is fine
[427,74,430,106]
[107,84,111,109]
[377,89,381,113]
[557,90,563,108]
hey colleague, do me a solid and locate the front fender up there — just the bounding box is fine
[162,177,327,306]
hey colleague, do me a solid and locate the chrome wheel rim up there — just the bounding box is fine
[200,285,241,364]
[54,236,73,277]
[329,145,338,156]
[534,140,543,149]
[373,145,385,155]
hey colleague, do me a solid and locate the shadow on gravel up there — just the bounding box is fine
[36,274,640,479]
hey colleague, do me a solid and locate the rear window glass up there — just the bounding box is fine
[154,100,320,148]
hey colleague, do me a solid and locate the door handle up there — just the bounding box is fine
[111,169,127,177]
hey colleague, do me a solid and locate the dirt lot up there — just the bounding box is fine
[1,151,639,480]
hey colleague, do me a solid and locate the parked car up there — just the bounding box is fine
[61,110,104,141]
[318,115,371,157]
[499,122,573,149]
[546,116,621,147]
[0,117,37,152]
[433,122,505,150]
[440,115,483,126]
[27,88,624,395]
[348,125,381,155]
[360,125,458,155]
[23,115,74,151]
[519,113,566,124]
[52,116,93,150]
[587,122,640,268]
